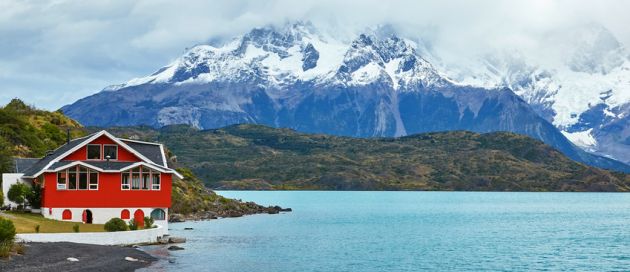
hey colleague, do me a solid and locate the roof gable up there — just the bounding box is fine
[20,130,180,178]
[60,135,142,162]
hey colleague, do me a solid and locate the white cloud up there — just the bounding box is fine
[1,0,630,110]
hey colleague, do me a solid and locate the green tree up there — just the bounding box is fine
[7,183,32,209]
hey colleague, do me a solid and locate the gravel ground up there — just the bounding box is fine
[0,242,156,272]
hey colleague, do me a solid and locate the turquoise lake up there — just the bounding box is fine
[141,191,630,271]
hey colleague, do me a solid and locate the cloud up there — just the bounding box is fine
[1,0,629,110]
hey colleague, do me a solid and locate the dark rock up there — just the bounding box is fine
[168,237,186,243]
[184,227,193,230]
[169,213,186,222]
[168,246,184,251]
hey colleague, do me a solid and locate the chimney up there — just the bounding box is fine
[66,129,70,145]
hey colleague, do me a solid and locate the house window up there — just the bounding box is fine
[78,166,88,190]
[131,167,140,190]
[121,173,130,190]
[151,209,166,220]
[104,145,118,160]
[122,166,162,191]
[68,167,77,190]
[141,167,150,190]
[152,174,160,190]
[89,172,98,190]
[57,166,99,191]
[87,144,101,160]
[57,172,67,190]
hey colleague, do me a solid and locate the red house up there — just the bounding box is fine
[3,130,182,228]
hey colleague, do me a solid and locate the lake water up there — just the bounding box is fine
[141,191,630,271]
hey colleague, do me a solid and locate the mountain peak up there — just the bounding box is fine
[109,22,447,91]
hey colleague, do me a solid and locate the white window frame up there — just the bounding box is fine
[121,172,130,190]
[152,173,161,190]
[67,166,78,190]
[87,144,102,160]
[122,166,163,191]
[103,144,118,160]
[57,170,67,190]
[77,166,89,190]
[141,167,151,190]
[89,171,99,190]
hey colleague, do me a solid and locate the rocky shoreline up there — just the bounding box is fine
[0,242,155,272]
[170,202,292,222]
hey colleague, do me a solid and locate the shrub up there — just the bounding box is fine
[0,240,11,258]
[144,216,154,229]
[7,183,32,209]
[104,218,128,232]
[128,219,138,230]
[35,224,40,233]
[0,218,15,258]
[28,184,42,209]
[72,224,79,233]
[0,218,16,242]
[0,190,4,207]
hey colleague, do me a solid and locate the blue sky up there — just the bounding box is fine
[1,0,629,110]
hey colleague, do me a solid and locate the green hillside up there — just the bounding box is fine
[0,100,281,218]
[104,124,630,192]
[0,99,84,176]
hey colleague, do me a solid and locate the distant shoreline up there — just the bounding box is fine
[0,242,156,272]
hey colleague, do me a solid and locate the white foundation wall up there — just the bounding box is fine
[1,173,30,207]
[41,207,169,229]
[16,224,168,245]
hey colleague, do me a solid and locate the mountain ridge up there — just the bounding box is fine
[100,124,630,191]
[61,22,630,172]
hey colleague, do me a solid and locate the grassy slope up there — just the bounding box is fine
[0,99,84,196]
[0,99,84,159]
[144,124,629,192]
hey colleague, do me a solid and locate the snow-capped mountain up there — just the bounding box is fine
[62,22,630,172]
[442,24,630,164]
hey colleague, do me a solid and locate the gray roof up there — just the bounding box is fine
[18,131,172,177]
[13,158,39,173]
[22,134,96,177]
[120,140,166,166]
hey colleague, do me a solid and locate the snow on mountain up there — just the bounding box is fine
[62,22,630,172]
[110,23,448,95]
[561,129,597,152]
[437,24,630,163]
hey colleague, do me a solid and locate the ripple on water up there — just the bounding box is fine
[142,191,630,272]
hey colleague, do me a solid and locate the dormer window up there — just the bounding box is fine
[86,144,118,160]
[104,145,118,160]
[87,145,101,160]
